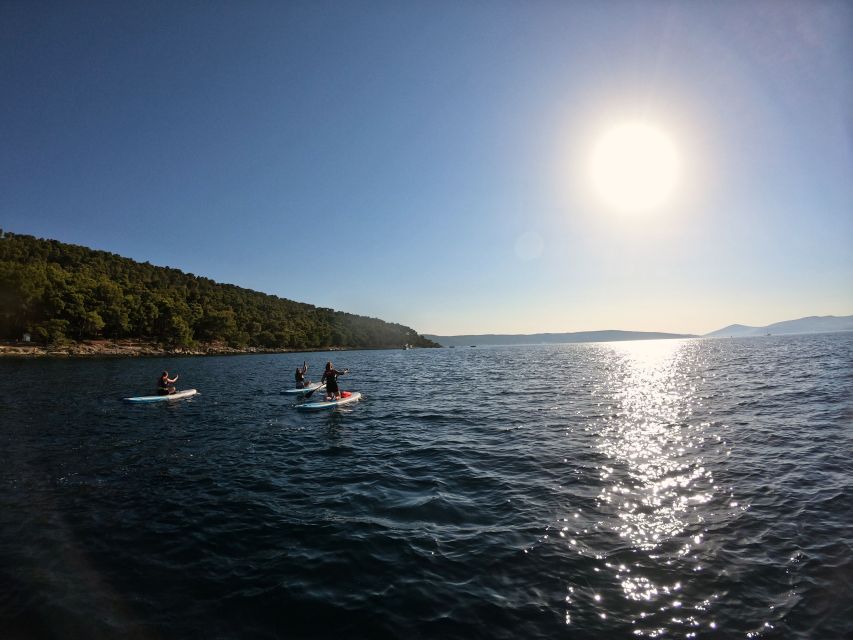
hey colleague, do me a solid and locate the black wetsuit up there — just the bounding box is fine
[295,368,305,388]
[157,376,170,395]
[322,369,342,395]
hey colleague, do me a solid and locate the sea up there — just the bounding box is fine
[1,333,851,639]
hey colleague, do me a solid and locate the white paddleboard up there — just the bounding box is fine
[296,391,362,411]
[282,382,325,395]
[124,389,199,403]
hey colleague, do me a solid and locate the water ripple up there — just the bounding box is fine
[1,334,851,638]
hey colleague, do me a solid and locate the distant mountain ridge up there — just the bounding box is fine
[427,314,853,347]
[703,315,853,338]
[424,330,696,347]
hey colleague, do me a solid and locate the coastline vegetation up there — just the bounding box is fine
[0,231,438,352]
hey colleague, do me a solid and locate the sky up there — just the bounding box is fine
[2,0,851,336]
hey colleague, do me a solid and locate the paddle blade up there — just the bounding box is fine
[303,382,325,399]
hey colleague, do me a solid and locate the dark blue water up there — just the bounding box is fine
[1,334,851,639]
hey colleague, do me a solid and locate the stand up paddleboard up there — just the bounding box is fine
[124,389,199,403]
[283,382,325,395]
[295,391,362,411]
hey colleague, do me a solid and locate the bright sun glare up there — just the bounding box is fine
[589,122,680,213]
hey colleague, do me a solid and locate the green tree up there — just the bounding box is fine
[33,318,70,345]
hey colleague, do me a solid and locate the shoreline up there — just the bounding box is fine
[0,339,416,359]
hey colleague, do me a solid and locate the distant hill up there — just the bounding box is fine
[424,330,696,347]
[0,231,439,350]
[704,315,853,338]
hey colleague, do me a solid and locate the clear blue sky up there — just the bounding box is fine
[2,1,851,335]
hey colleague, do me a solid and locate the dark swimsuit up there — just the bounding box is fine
[157,377,170,395]
[323,370,340,394]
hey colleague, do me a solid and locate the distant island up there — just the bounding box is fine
[427,314,853,347]
[425,330,696,347]
[703,315,853,338]
[0,231,439,356]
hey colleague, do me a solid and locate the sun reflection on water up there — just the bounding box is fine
[560,339,741,636]
[597,340,710,551]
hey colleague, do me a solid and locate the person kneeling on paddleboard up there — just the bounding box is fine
[295,361,309,388]
[321,361,348,400]
[157,371,179,395]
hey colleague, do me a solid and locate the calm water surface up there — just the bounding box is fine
[1,334,851,639]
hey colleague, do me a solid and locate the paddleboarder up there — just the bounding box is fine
[157,371,179,395]
[295,361,309,388]
[321,361,348,401]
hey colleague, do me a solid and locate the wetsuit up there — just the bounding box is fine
[322,368,342,396]
[295,368,305,388]
[157,376,170,395]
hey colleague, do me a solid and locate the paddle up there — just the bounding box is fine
[302,382,323,400]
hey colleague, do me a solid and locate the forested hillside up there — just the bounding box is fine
[0,231,438,350]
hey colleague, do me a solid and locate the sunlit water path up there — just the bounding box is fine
[1,334,851,638]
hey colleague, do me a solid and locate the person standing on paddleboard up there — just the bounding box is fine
[157,371,178,395]
[321,361,348,400]
[295,361,309,388]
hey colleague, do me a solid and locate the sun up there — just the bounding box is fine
[589,122,680,213]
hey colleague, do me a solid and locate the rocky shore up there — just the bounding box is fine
[0,339,349,358]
